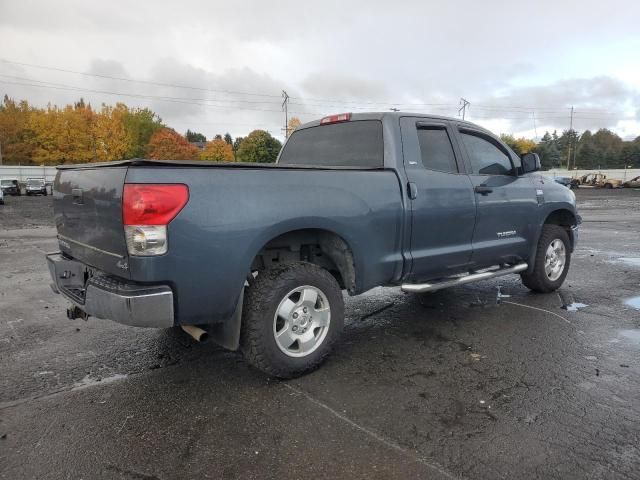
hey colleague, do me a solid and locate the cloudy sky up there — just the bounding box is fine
[1,0,639,141]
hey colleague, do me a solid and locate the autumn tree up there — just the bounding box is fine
[92,103,129,161]
[500,134,536,155]
[29,102,95,164]
[235,130,282,163]
[147,128,199,160]
[286,117,302,138]
[200,138,234,162]
[0,96,35,164]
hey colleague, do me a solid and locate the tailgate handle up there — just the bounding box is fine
[72,188,83,204]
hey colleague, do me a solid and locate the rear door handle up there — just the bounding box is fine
[474,185,493,195]
[72,188,83,204]
[408,182,418,200]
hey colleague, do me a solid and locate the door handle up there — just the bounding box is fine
[408,182,418,200]
[72,188,84,204]
[474,185,493,195]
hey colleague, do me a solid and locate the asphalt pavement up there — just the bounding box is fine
[1,189,639,479]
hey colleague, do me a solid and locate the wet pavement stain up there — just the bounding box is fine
[562,302,588,312]
[625,296,640,309]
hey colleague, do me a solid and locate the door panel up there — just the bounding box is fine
[457,129,538,266]
[400,117,476,281]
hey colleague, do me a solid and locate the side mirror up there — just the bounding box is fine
[521,153,541,173]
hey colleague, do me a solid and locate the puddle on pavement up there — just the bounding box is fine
[617,257,640,267]
[618,330,640,343]
[557,289,588,312]
[625,296,640,309]
[562,302,588,312]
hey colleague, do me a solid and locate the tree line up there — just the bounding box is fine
[0,96,285,165]
[500,129,640,170]
[2,95,638,169]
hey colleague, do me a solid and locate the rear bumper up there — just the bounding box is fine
[46,252,174,328]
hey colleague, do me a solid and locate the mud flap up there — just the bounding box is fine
[208,288,244,351]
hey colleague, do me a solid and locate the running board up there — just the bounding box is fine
[401,263,528,293]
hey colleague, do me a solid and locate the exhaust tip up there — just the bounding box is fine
[181,325,209,343]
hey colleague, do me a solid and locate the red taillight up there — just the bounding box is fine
[320,112,351,125]
[123,184,189,226]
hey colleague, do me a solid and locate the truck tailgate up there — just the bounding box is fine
[53,166,129,277]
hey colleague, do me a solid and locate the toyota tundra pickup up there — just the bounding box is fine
[47,112,580,378]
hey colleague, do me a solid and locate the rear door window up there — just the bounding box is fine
[278,120,383,168]
[416,127,458,173]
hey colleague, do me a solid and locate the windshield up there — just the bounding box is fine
[1,180,14,186]
[27,179,44,186]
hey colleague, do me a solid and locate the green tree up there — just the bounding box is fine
[533,131,561,170]
[224,132,233,145]
[621,137,640,169]
[185,130,206,143]
[123,108,163,158]
[235,130,282,163]
[232,136,244,161]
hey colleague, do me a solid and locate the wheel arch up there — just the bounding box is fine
[525,207,579,275]
[249,227,357,295]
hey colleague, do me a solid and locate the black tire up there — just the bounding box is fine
[241,262,344,378]
[521,224,571,293]
[605,183,612,189]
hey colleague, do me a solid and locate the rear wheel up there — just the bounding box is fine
[521,224,571,293]
[605,183,613,189]
[241,262,344,378]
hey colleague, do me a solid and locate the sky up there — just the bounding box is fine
[1,0,640,142]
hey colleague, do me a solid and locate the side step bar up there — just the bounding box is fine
[401,263,528,293]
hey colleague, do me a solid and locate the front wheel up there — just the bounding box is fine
[241,262,344,378]
[521,225,571,293]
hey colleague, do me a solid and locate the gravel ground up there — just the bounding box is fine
[1,188,639,479]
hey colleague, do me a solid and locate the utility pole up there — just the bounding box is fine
[0,139,3,166]
[566,106,574,170]
[532,112,538,141]
[282,90,290,138]
[458,98,470,120]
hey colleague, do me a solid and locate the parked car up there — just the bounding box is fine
[25,177,47,196]
[46,112,580,378]
[0,178,21,196]
[570,173,622,189]
[0,187,4,205]
[623,175,640,188]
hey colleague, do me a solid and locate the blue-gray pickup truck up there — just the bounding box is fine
[47,112,580,377]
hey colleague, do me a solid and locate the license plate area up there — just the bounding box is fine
[48,254,96,304]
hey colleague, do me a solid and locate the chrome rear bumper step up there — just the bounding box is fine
[401,263,528,293]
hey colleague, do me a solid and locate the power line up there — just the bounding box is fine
[0,78,326,116]
[0,58,283,99]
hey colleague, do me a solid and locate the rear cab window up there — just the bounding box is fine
[278,120,383,168]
